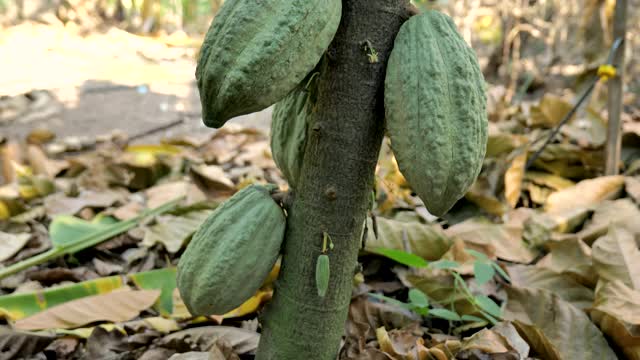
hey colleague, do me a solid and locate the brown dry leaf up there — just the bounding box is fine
[0,328,56,359]
[458,328,514,356]
[592,227,640,290]
[14,289,160,330]
[544,175,625,213]
[504,151,527,208]
[158,326,260,355]
[524,171,575,191]
[145,181,207,208]
[504,286,616,359]
[465,181,508,217]
[491,322,530,358]
[507,265,594,310]
[190,164,235,198]
[529,94,573,128]
[342,297,420,360]
[439,239,482,275]
[1,141,22,184]
[525,182,553,205]
[0,231,31,262]
[626,176,640,203]
[578,199,640,245]
[26,145,68,178]
[142,209,212,253]
[364,217,452,261]
[44,190,125,216]
[445,218,537,264]
[540,238,597,288]
[589,280,640,360]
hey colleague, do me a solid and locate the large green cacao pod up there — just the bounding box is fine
[196,0,341,128]
[177,184,286,315]
[384,11,488,216]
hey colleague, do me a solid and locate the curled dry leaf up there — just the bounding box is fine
[592,227,640,290]
[458,328,515,357]
[504,150,527,208]
[504,286,616,360]
[544,175,625,214]
[491,321,530,358]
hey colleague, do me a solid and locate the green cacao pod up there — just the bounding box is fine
[177,184,286,315]
[270,71,320,188]
[384,10,488,216]
[196,0,341,128]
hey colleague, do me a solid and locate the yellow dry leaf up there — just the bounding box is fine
[545,175,624,213]
[505,151,528,208]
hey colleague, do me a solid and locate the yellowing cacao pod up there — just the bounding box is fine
[385,11,488,216]
[177,184,286,315]
[196,0,341,128]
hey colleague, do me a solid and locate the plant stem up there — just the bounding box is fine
[0,197,182,280]
[255,1,412,358]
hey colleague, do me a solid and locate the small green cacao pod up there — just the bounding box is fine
[270,71,320,188]
[196,0,341,128]
[315,254,330,297]
[177,184,286,315]
[384,11,488,216]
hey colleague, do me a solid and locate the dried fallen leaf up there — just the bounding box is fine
[504,150,527,208]
[578,199,640,245]
[539,238,597,288]
[0,231,31,262]
[446,218,537,264]
[159,326,259,355]
[589,280,640,360]
[504,286,616,359]
[14,288,160,330]
[44,190,125,216]
[142,209,212,253]
[458,328,515,356]
[507,265,594,310]
[0,328,56,359]
[544,175,625,213]
[491,321,530,358]
[592,227,640,290]
[364,217,452,261]
[625,176,640,203]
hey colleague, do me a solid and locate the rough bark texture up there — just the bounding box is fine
[256,1,411,359]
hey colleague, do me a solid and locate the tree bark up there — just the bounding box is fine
[256,1,411,359]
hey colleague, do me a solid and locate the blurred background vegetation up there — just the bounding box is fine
[1,0,637,97]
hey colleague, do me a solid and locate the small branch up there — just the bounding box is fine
[605,0,627,175]
[0,197,182,280]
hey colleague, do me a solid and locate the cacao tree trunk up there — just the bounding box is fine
[256,1,411,359]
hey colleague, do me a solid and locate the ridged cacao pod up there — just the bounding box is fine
[384,11,488,216]
[177,184,286,315]
[196,0,341,128]
[270,71,320,188]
